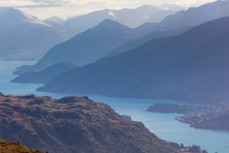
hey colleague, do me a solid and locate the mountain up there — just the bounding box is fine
[13,19,140,74]
[63,5,183,35]
[12,62,78,83]
[0,7,70,61]
[156,0,229,31]
[0,140,42,153]
[13,21,193,76]
[0,93,199,153]
[38,16,229,104]
[107,26,192,57]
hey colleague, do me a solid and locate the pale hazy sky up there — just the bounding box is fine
[0,0,216,19]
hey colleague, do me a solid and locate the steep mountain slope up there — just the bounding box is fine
[0,7,69,61]
[0,141,42,153]
[64,5,182,35]
[14,19,139,74]
[12,25,191,79]
[12,62,78,83]
[156,0,229,31]
[13,22,192,76]
[0,93,196,153]
[107,26,192,57]
[39,17,229,104]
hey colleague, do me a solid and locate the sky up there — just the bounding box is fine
[0,0,216,19]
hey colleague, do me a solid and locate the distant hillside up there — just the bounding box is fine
[12,62,78,83]
[39,16,229,104]
[13,19,141,75]
[63,5,182,35]
[0,93,200,153]
[156,0,229,31]
[0,7,69,61]
[0,140,42,153]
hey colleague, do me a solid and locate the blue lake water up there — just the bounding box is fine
[0,61,228,153]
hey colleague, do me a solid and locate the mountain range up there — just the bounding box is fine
[12,62,78,83]
[0,7,69,61]
[38,16,229,104]
[11,0,229,105]
[154,0,229,31]
[13,0,229,74]
[62,5,183,35]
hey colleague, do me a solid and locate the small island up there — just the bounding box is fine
[148,103,229,131]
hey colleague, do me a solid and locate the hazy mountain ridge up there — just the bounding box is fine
[38,16,229,104]
[155,0,229,31]
[12,62,78,83]
[0,7,70,61]
[63,5,183,35]
[13,19,143,74]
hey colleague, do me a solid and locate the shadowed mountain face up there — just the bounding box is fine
[39,17,229,104]
[39,19,139,67]
[0,140,42,153]
[0,7,69,61]
[13,22,192,76]
[11,62,78,84]
[13,19,141,74]
[0,93,189,153]
[156,0,229,31]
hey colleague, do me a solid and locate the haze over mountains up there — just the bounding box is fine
[0,5,183,62]
[38,15,229,104]
[9,0,229,105]
[14,0,229,77]
[154,0,229,31]
[39,19,140,67]
[0,7,69,61]
[62,4,183,35]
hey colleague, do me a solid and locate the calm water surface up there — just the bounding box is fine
[0,61,228,153]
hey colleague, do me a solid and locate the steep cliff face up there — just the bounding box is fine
[0,93,193,153]
[0,140,42,153]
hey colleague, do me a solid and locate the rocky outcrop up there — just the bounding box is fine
[0,140,42,153]
[0,93,200,153]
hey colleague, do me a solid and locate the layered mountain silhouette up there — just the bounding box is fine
[40,19,140,66]
[12,62,78,83]
[0,7,70,61]
[38,16,229,104]
[13,21,192,75]
[0,93,195,153]
[13,0,229,74]
[13,19,143,74]
[155,0,229,31]
[63,5,182,35]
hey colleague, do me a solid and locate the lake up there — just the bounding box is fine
[0,61,228,153]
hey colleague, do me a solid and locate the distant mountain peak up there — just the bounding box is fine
[137,5,159,10]
[45,16,65,24]
[0,7,50,26]
[96,19,130,29]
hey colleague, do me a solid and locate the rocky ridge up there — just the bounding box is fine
[0,93,203,153]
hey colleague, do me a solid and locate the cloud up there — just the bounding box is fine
[0,0,216,19]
